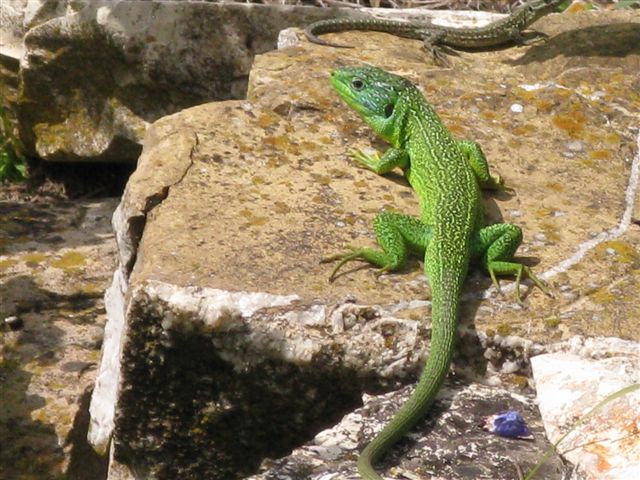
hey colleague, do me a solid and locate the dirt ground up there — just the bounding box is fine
[0,161,131,480]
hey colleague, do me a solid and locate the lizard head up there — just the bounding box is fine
[518,0,564,21]
[330,66,412,143]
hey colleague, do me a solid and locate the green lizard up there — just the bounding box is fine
[323,66,550,479]
[306,0,564,64]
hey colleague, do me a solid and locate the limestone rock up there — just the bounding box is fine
[531,337,640,480]
[89,6,640,480]
[248,382,568,479]
[1,2,359,163]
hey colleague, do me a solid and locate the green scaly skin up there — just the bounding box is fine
[323,66,551,479]
[305,0,564,65]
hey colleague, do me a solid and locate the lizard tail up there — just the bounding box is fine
[357,260,464,480]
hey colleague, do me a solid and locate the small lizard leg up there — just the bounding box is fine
[421,30,450,67]
[352,146,409,174]
[472,223,550,302]
[322,212,432,281]
[457,139,509,192]
[513,29,549,45]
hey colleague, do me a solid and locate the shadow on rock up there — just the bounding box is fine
[0,197,117,256]
[0,275,106,478]
[1,279,66,478]
[66,387,109,480]
[509,22,640,66]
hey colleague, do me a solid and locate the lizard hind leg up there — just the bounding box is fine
[322,211,432,281]
[472,223,550,303]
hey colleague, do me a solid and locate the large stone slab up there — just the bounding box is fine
[0,1,368,163]
[90,7,640,480]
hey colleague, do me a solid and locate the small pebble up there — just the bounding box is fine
[566,140,584,152]
[510,103,524,113]
[4,316,24,331]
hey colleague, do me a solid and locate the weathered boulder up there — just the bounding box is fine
[0,1,392,163]
[248,381,568,479]
[531,337,640,480]
[89,6,640,480]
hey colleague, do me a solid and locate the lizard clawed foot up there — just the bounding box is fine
[523,267,554,299]
[431,48,452,68]
[351,149,381,171]
[489,265,553,305]
[321,246,365,282]
[373,265,393,279]
[492,174,516,194]
[489,268,506,301]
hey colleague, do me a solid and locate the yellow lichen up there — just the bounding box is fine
[604,132,621,144]
[589,150,611,160]
[508,375,529,389]
[590,287,616,305]
[274,202,291,214]
[535,207,553,217]
[480,111,497,121]
[515,88,536,101]
[256,113,279,129]
[512,124,537,136]
[596,240,639,264]
[535,99,555,114]
[544,317,561,329]
[447,123,465,136]
[551,111,587,138]
[539,220,561,243]
[22,253,47,264]
[544,182,564,193]
[50,251,86,269]
[496,323,511,336]
[0,258,18,270]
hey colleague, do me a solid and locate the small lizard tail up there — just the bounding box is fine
[357,259,465,480]
[304,19,355,48]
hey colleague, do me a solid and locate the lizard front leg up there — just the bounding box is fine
[457,139,508,192]
[420,30,451,67]
[322,212,432,281]
[352,146,409,174]
[471,223,551,303]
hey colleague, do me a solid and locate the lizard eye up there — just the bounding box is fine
[351,78,364,91]
[384,103,394,118]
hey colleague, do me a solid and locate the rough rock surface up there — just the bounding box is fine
[0,1,394,163]
[89,7,640,480]
[248,381,567,480]
[0,197,117,479]
[532,337,640,480]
